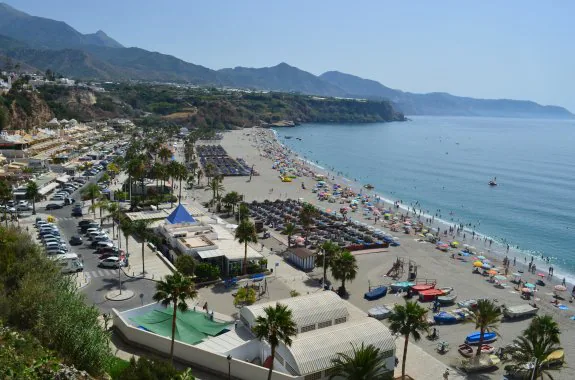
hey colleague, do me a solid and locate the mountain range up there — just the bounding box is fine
[0,2,571,118]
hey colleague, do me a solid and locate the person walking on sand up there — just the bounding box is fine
[443,368,450,380]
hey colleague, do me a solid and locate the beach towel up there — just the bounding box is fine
[558,305,569,310]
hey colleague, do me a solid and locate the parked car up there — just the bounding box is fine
[97,244,118,254]
[46,203,63,210]
[77,219,95,227]
[99,257,124,268]
[99,252,120,260]
[69,236,83,245]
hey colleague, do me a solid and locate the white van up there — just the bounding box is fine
[51,253,83,274]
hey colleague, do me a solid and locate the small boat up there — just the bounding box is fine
[364,286,388,301]
[465,331,497,345]
[419,289,445,302]
[458,343,495,357]
[458,299,478,309]
[364,184,375,190]
[367,305,392,320]
[390,281,414,293]
[438,287,454,295]
[437,294,457,305]
[411,282,436,294]
[284,136,293,139]
[460,354,501,372]
[434,311,463,325]
[502,304,539,319]
[488,177,497,186]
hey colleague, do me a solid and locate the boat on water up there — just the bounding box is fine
[465,331,497,345]
[364,184,375,190]
[488,177,497,186]
[502,304,539,319]
[458,343,495,358]
[437,294,457,305]
[284,136,293,139]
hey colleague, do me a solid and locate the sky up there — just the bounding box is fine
[10,0,575,110]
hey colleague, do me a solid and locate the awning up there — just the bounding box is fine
[56,175,70,183]
[39,182,59,195]
[196,249,225,260]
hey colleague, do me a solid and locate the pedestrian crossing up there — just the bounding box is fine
[83,269,119,278]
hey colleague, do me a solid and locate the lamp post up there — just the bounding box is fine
[227,354,232,380]
[321,248,327,289]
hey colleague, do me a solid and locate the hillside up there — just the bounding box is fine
[321,71,573,118]
[0,2,123,49]
[219,63,345,96]
[0,3,571,118]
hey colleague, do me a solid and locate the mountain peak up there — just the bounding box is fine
[0,2,30,17]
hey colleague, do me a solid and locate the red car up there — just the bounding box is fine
[99,251,122,260]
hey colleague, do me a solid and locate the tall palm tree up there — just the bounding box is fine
[90,198,109,226]
[132,219,152,275]
[389,301,429,380]
[238,202,249,222]
[158,145,172,163]
[81,183,101,217]
[127,156,146,201]
[523,314,561,345]
[173,162,188,204]
[253,303,298,380]
[152,272,197,364]
[167,160,181,208]
[104,201,122,239]
[329,343,391,380]
[509,332,561,380]
[330,250,358,295]
[282,222,296,248]
[235,220,258,275]
[196,169,203,186]
[317,240,340,284]
[204,163,216,186]
[205,176,224,211]
[119,217,134,257]
[222,191,241,215]
[298,203,318,243]
[471,299,502,357]
[25,181,40,215]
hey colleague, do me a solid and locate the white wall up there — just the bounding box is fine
[112,308,303,380]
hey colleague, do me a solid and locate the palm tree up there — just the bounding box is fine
[282,222,296,248]
[389,301,429,380]
[25,181,40,215]
[509,332,561,380]
[158,145,172,163]
[235,220,258,275]
[330,250,358,295]
[299,203,318,243]
[196,169,203,186]
[152,272,197,364]
[105,201,122,239]
[205,176,224,211]
[90,198,109,226]
[523,314,561,345]
[173,162,188,204]
[238,202,249,222]
[471,299,502,357]
[167,160,181,207]
[119,217,134,257]
[329,343,391,380]
[253,303,298,380]
[222,191,241,215]
[204,163,216,185]
[81,183,101,217]
[132,219,152,275]
[316,240,340,284]
[127,156,146,201]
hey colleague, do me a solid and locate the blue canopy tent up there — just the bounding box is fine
[166,204,196,224]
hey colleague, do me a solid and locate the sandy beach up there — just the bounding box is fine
[192,128,574,379]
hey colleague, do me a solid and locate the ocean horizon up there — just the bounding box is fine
[274,116,575,282]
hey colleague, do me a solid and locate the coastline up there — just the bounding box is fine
[211,127,575,379]
[272,127,575,288]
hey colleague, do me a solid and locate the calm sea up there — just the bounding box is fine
[275,116,575,281]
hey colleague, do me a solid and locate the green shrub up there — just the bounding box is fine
[175,255,197,276]
[116,357,180,380]
[194,263,220,282]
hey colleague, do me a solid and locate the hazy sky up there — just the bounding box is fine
[11,0,575,110]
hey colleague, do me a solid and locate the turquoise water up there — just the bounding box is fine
[275,116,575,280]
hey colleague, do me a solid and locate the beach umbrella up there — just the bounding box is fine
[482,263,492,270]
[460,251,470,257]
[522,287,534,293]
[487,269,498,275]
[537,273,546,278]
[477,255,486,260]
[473,261,483,267]
[494,275,507,281]
[554,285,567,292]
[524,283,536,289]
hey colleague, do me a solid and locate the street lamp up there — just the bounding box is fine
[227,355,232,380]
[320,248,327,289]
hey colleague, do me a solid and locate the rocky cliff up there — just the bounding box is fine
[0,90,54,131]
